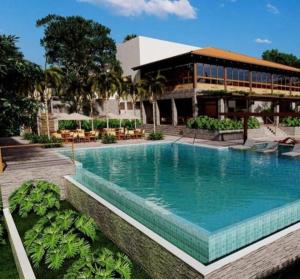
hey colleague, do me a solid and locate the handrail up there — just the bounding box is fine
[172,135,184,144]
[0,141,75,174]
[193,129,197,144]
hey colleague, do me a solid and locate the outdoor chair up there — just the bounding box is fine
[256,142,279,154]
[282,144,300,157]
[230,139,261,151]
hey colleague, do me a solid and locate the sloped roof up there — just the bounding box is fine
[192,47,300,73]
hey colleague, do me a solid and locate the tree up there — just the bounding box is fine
[89,68,122,128]
[0,35,42,136]
[123,34,137,43]
[262,49,300,68]
[144,72,166,132]
[122,77,146,128]
[35,67,64,138]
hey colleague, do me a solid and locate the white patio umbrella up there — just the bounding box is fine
[54,113,91,129]
[119,112,139,129]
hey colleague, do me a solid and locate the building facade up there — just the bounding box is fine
[133,47,300,126]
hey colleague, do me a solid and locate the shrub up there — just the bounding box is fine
[58,120,77,130]
[147,131,164,140]
[26,134,63,148]
[23,132,34,141]
[282,117,300,127]
[64,248,132,279]
[102,134,117,144]
[187,116,260,131]
[9,180,60,218]
[24,210,96,270]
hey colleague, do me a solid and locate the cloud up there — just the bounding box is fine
[266,3,279,14]
[255,38,272,44]
[77,0,197,19]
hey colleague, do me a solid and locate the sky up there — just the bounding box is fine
[1,0,300,66]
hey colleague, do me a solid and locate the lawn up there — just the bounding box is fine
[13,200,150,279]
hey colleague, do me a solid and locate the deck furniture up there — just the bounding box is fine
[230,139,259,151]
[256,142,279,154]
[282,144,300,157]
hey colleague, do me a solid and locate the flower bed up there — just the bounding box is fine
[9,180,149,279]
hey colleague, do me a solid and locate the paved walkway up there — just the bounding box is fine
[0,137,75,208]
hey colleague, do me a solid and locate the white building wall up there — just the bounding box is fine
[117,36,199,81]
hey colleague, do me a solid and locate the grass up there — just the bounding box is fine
[13,200,150,279]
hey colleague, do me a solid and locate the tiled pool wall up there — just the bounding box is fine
[75,165,210,263]
[65,175,300,279]
[75,164,300,264]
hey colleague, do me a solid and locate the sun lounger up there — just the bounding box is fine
[282,144,300,157]
[230,139,260,151]
[256,142,278,154]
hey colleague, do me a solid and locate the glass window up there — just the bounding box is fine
[127,102,133,110]
[119,102,125,110]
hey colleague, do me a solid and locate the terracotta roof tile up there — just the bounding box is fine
[192,47,300,73]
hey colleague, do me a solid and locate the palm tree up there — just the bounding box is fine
[89,68,122,128]
[35,67,64,138]
[122,77,146,129]
[144,72,166,132]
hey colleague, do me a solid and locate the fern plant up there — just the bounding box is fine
[9,180,60,217]
[24,210,96,270]
[64,248,132,279]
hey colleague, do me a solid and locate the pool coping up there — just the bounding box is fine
[64,175,300,276]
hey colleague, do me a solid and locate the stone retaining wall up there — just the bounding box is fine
[65,177,300,279]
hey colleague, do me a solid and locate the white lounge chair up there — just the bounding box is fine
[282,144,300,157]
[256,142,279,154]
[231,139,261,151]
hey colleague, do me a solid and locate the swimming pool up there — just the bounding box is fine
[64,143,300,264]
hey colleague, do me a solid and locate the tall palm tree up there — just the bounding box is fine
[122,77,146,129]
[89,68,122,128]
[35,67,64,138]
[144,72,166,132]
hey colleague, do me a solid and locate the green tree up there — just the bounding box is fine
[123,34,137,43]
[36,15,122,113]
[122,77,146,128]
[89,68,122,128]
[262,49,300,68]
[144,72,166,132]
[0,35,42,136]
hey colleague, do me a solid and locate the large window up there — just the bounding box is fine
[197,63,224,84]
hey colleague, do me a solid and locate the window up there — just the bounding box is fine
[119,102,125,110]
[127,102,133,110]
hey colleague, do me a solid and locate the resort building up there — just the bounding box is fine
[131,45,300,127]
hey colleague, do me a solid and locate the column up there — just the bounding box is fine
[155,101,160,126]
[141,101,147,124]
[171,98,178,126]
[218,98,226,120]
[291,102,296,111]
[274,102,280,126]
[192,63,198,118]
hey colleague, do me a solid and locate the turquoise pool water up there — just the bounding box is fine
[64,143,300,264]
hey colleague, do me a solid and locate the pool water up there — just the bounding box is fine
[64,143,300,264]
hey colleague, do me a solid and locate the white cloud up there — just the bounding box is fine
[266,3,279,14]
[78,0,197,19]
[255,38,272,44]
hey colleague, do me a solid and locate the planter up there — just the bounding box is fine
[3,208,36,279]
[280,126,300,136]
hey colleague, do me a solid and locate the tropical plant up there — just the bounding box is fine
[123,34,137,43]
[0,35,42,136]
[102,134,117,144]
[143,72,166,133]
[186,116,260,131]
[9,180,60,218]
[64,248,132,279]
[24,210,96,270]
[147,131,164,141]
[28,134,63,148]
[0,192,5,245]
[282,117,300,127]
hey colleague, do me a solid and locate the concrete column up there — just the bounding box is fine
[291,102,296,111]
[172,98,178,126]
[155,101,160,126]
[249,101,255,113]
[192,93,198,118]
[141,101,147,124]
[218,98,226,120]
[274,103,280,126]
